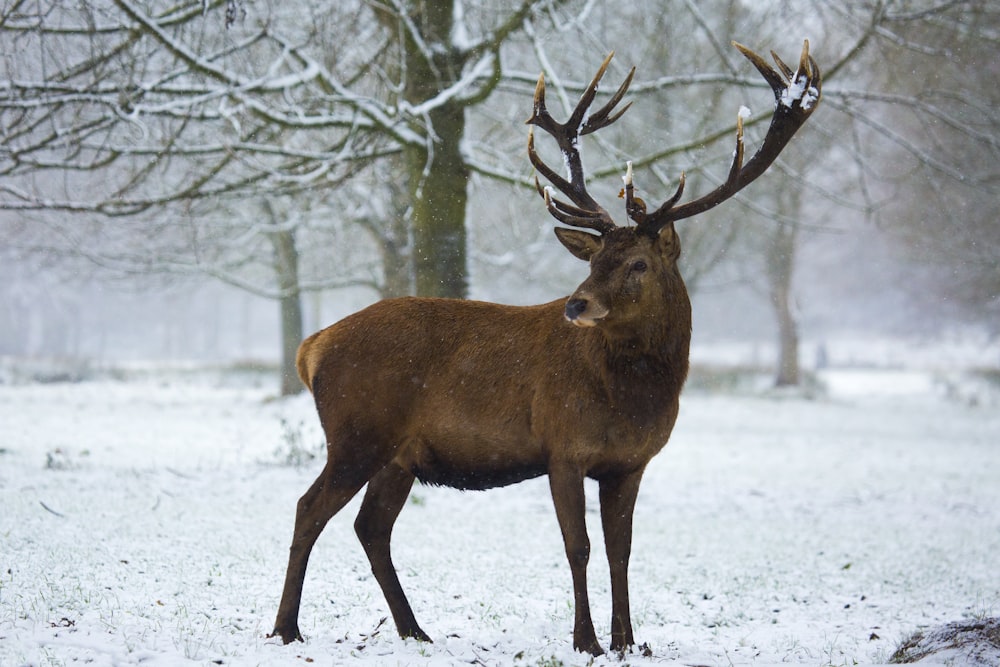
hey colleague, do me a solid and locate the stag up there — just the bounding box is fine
[272,41,821,656]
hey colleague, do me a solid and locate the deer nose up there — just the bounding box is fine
[565,298,589,321]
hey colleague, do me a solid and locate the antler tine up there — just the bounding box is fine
[565,51,615,134]
[770,49,794,81]
[527,128,617,234]
[582,65,635,135]
[533,176,618,233]
[639,40,822,234]
[527,52,633,235]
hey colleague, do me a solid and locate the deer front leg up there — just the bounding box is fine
[599,469,645,652]
[548,462,603,656]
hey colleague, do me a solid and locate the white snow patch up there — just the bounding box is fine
[1,363,998,666]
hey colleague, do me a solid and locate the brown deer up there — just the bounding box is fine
[271,41,821,656]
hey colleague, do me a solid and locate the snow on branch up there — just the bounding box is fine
[404,53,497,116]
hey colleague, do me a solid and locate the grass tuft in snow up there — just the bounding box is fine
[270,417,323,467]
[889,617,1000,665]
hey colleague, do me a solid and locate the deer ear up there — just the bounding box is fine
[655,222,681,260]
[554,228,603,261]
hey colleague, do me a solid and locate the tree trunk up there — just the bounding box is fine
[378,157,415,298]
[266,204,305,396]
[379,210,413,298]
[407,118,468,298]
[276,276,304,396]
[401,2,469,299]
[766,219,800,387]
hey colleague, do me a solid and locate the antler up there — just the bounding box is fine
[637,40,822,236]
[526,52,635,235]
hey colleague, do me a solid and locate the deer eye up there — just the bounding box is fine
[630,260,648,273]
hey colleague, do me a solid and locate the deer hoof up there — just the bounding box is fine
[268,626,303,644]
[574,637,605,656]
[610,635,636,653]
[402,628,432,643]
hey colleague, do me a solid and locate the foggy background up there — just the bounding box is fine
[2,1,997,383]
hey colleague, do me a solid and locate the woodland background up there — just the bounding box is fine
[2,0,997,393]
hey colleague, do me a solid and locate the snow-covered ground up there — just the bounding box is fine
[1,362,998,666]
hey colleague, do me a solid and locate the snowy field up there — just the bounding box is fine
[1,361,998,666]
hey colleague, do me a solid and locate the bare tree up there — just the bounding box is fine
[0,0,565,386]
[4,0,996,389]
[858,1,1000,327]
[1,1,405,389]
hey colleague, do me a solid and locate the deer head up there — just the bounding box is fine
[527,42,822,334]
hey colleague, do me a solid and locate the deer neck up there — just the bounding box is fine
[585,287,692,419]
[597,272,692,361]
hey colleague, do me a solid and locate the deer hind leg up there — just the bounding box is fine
[272,442,390,644]
[598,469,644,652]
[548,462,603,656]
[354,461,430,642]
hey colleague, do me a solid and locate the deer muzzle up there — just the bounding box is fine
[564,294,609,327]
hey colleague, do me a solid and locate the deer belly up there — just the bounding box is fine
[400,436,546,491]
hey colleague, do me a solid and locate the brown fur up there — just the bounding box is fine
[272,226,691,656]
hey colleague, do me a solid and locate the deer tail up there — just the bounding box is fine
[295,333,318,393]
